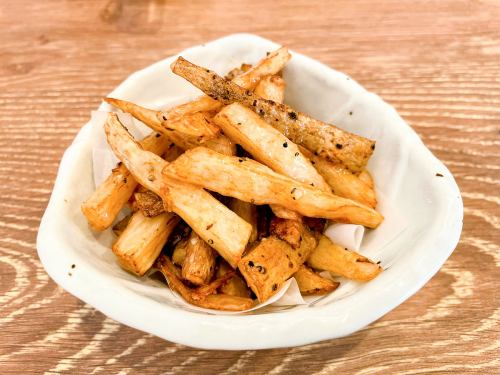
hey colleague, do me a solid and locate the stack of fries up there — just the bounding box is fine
[81,47,384,311]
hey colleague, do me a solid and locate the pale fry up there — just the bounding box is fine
[156,255,254,311]
[104,113,252,267]
[182,232,217,286]
[170,56,375,172]
[113,210,179,276]
[164,147,384,228]
[81,132,172,231]
[239,228,317,302]
[293,265,340,295]
[254,75,286,103]
[213,103,330,191]
[229,199,258,244]
[232,47,291,90]
[307,235,382,281]
[300,146,377,208]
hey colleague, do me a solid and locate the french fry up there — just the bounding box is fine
[307,235,382,281]
[170,57,375,172]
[214,103,330,191]
[238,227,317,302]
[103,98,219,144]
[232,47,291,90]
[269,216,305,249]
[202,134,236,156]
[225,63,252,80]
[113,210,179,276]
[293,265,340,295]
[81,132,172,231]
[172,237,188,266]
[164,147,384,228]
[216,260,252,298]
[300,146,377,208]
[182,232,217,286]
[156,255,254,311]
[133,190,164,217]
[254,75,286,103]
[229,199,258,244]
[104,113,252,268]
[358,169,375,189]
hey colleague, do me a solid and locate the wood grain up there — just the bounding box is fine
[0,0,499,373]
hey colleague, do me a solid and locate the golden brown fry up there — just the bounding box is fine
[300,146,377,208]
[232,47,291,90]
[307,235,382,281]
[293,265,340,295]
[358,169,374,189]
[105,113,252,267]
[170,56,375,172]
[229,199,258,244]
[172,238,188,266]
[254,75,286,103]
[216,260,252,298]
[202,134,236,156]
[269,217,304,249]
[225,63,252,80]
[182,232,217,286]
[133,190,164,217]
[113,211,179,276]
[164,147,384,228]
[213,103,330,191]
[238,228,317,303]
[81,132,172,231]
[156,255,254,311]
[104,97,221,139]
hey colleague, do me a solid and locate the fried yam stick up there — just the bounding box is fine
[113,211,179,276]
[254,75,286,103]
[216,260,252,298]
[81,132,172,231]
[170,57,375,172]
[238,227,317,302]
[104,113,252,267]
[307,235,382,281]
[133,190,164,217]
[300,146,377,208]
[293,265,340,295]
[164,147,383,228]
[229,198,258,244]
[182,232,217,286]
[156,255,254,311]
[214,103,330,191]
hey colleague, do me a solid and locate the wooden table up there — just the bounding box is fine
[1,0,499,373]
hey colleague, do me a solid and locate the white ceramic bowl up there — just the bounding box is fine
[37,34,463,350]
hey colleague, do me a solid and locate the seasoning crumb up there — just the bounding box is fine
[248,260,254,267]
[289,261,293,268]
[155,133,161,138]
[238,158,244,163]
[259,109,265,115]
[237,122,242,125]
[162,115,167,121]
[206,223,213,230]
[123,177,127,183]
[246,90,252,96]
[71,264,75,269]
[250,199,255,204]
[336,143,343,149]
[377,261,381,265]
[436,173,444,177]
[205,69,210,73]
[207,239,214,245]
[283,142,288,148]
[252,100,257,106]
[291,188,297,194]
[288,111,297,120]
[294,152,299,157]
[310,183,314,186]
[371,144,376,151]
[349,111,353,116]
[266,51,271,56]
[311,161,315,165]
[68,272,72,277]
[272,283,278,291]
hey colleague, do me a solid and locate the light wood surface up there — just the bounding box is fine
[1,0,499,373]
